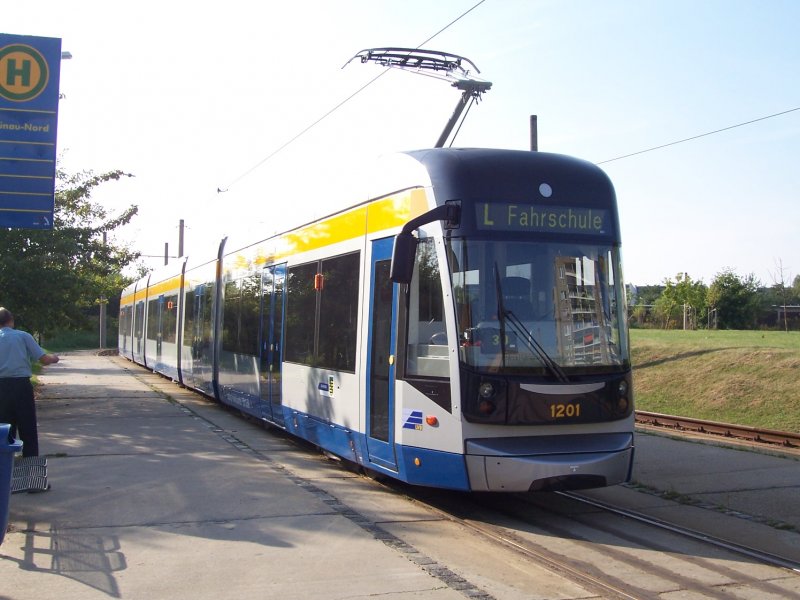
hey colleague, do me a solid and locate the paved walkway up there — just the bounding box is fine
[2,352,473,600]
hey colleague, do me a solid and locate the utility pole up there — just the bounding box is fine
[530,115,538,151]
[164,242,169,266]
[99,231,107,349]
[178,219,185,257]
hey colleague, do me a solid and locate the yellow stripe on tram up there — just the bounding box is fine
[121,187,430,304]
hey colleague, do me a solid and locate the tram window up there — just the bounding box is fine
[239,273,260,356]
[318,252,360,372]
[119,306,130,336]
[417,240,443,323]
[285,252,361,372]
[162,294,178,343]
[146,299,160,340]
[200,282,215,354]
[183,287,196,347]
[221,274,260,356]
[285,262,318,365]
[222,280,240,352]
[406,239,448,378]
[134,302,144,338]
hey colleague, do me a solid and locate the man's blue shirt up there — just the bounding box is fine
[0,327,45,378]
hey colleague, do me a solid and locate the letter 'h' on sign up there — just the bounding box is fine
[5,58,31,86]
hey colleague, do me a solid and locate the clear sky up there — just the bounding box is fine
[5,0,800,285]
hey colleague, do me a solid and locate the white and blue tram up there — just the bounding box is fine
[119,148,634,492]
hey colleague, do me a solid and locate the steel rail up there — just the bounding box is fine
[389,486,641,600]
[559,491,800,574]
[635,410,800,448]
[392,478,800,599]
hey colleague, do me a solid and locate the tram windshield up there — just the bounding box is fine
[447,238,629,375]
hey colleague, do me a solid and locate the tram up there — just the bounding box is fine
[119,148,634,492]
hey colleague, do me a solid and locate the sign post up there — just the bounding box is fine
[0,33,62,229]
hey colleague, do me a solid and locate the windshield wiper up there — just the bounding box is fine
[493,264,568,382]
[503,308,570,384]
[493,264,508,367]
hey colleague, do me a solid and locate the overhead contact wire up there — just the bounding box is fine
[218,0,489,192]
[597,106,800,164]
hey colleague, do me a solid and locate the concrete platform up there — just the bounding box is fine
[1,353,470,600]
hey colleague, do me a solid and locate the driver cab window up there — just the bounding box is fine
[406,238,448,378]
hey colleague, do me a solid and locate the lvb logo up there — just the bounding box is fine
[0,44,49,102]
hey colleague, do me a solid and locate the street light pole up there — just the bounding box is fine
[99,231,107,349]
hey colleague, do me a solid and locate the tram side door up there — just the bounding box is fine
[259,264,286,426]
[134,301,145,357]
[194,284,215,391]
[183,286,205,389]
[155,295,164,363]
[365,237,399,470]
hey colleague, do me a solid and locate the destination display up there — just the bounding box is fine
[476,202,610,235]
[0,33,62,229]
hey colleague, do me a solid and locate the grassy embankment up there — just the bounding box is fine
[631,329,800,433]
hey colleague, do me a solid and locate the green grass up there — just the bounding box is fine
[631,329,800,432]
[42,329,111,352]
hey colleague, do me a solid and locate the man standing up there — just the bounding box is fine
[0,307,59,458]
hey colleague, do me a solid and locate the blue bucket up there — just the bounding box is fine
[0,423,23,545]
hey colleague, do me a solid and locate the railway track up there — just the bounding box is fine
[559,491,800,573]
[635,410,800,449]
[394,483,800,599]
[379,414,800,597]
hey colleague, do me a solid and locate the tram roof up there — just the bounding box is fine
[404,147,615,206]
[132,148,619,291]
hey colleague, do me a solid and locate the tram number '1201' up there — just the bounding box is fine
[550,403,581,419]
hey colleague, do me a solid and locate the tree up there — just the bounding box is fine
[769,259,794,332]
[706,269,761,329]
[0,168,139,337]
[654,273,707,329]
[632,285,664,307]
[627,284,662,328]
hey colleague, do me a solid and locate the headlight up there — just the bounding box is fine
[478,399,497,415]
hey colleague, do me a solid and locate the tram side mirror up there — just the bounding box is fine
[389,202,460,284]
[390,232,417,284]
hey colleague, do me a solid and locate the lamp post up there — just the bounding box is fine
[99,232,107,349]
